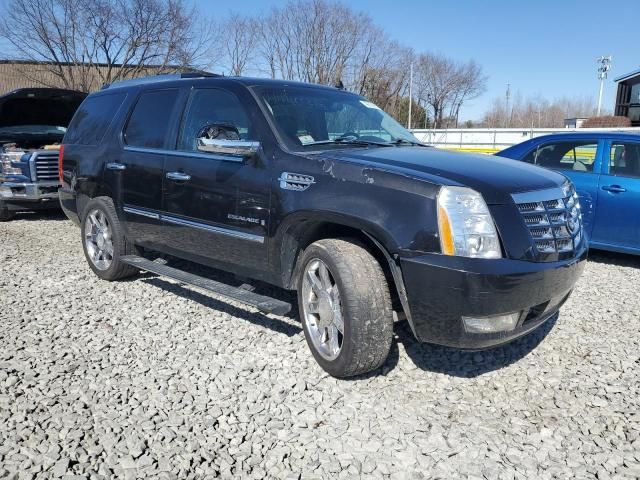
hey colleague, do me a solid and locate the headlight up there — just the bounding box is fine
[437,186,502,259]
[0,151,24,175]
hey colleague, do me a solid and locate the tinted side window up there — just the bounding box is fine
[528,141,598,172]
[609,142,640,178]
[125,89,180,148]
[178,89,252,152]
[64,93,126,145]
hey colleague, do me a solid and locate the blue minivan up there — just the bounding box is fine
[497,132,640,255]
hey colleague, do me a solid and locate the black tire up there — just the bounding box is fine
[0,201,14,222]
[81,197,139,281]
[297,238,393,378]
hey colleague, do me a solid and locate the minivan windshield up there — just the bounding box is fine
[255,86,421,151]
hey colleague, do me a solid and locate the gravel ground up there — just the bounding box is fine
[1,211,639,480]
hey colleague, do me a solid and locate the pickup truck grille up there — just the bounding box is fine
[514,185,583,258]
[34,151,60,181]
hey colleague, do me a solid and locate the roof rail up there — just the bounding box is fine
[101,71,221,90]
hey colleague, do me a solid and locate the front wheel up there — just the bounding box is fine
[297,238,393,378]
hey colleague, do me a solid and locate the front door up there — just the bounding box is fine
[161,87,271,273]
[591,140,640,249]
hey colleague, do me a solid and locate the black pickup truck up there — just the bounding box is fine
[0,88,86,220]
[59,73,586,377]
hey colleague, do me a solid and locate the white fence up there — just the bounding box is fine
[410,127,640,154]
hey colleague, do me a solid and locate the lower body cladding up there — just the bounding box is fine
[0,181,60,210]
[400,250,587,349]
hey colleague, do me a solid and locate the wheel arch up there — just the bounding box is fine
[276,212,393,278]
[275,213,412,324]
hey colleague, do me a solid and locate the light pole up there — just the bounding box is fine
[505,83,511,128]
[596,56,612,117]
[408,62,413,129]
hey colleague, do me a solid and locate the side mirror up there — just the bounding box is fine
[197,138,260,157]
[195,122,260,158]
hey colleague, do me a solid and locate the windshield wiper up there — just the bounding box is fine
[390,138,427,146]
[305,138,392,148]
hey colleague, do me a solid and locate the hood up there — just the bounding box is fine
[0,88,86,129]
[318,146,568,204]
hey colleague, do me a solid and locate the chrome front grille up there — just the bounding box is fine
[34,151,59,181]
[513,184,583,257]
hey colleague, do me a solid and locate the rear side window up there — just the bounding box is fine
[64,93,126,145]
[125,89,180,149]
[609,142,640,178]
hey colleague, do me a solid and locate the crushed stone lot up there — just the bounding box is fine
[1,211,639,480]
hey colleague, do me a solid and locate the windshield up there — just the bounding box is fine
[255,86,419,150]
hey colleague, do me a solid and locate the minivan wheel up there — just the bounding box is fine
[81,197,139,281]
[297,238,393,378]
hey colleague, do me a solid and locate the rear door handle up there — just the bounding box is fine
[602,185,627,193]
[166,171,191,182]
[106,162,126,171]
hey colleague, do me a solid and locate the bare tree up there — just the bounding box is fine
[348,31,414,121]
[256,0,371,85]
[0,0,216,91]
[221,14,258,76]
[480,93,600,128]
[1,0,491,127]
[414,53,487,128]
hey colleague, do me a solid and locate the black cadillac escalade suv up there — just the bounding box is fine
[59,73,587,377]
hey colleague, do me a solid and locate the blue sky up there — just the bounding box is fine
[198,0,640,121]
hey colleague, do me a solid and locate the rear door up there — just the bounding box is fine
[591,139,640,249]
[161,87,271,273]
[117,88,183,247]
[522,139,603,238]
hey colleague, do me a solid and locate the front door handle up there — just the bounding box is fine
[106,162,126,171]
[166,171,191,182]
[602,185,627,193]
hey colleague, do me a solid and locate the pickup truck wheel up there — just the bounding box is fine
[0,201,14,222]
[81,197,138,281]
[298,238,393,378]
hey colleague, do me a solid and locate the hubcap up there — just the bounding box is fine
[301,259,344,361]
[84,209,114,270]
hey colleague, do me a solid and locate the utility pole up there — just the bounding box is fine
[596,56,612,117]
[408,62,413,130]
[505,83,511,128]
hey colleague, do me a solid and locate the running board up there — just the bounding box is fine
[121,255,292,316]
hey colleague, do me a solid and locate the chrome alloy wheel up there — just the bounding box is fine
[301,259,344,360]
[84,209,114,271]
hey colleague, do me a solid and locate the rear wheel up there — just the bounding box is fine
[81,197,139,281]
[297,238,393,378]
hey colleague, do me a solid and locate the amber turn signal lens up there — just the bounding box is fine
[438,205,455,255]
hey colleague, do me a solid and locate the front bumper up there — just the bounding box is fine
[0,181,60,209]
[400,248,587,349]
